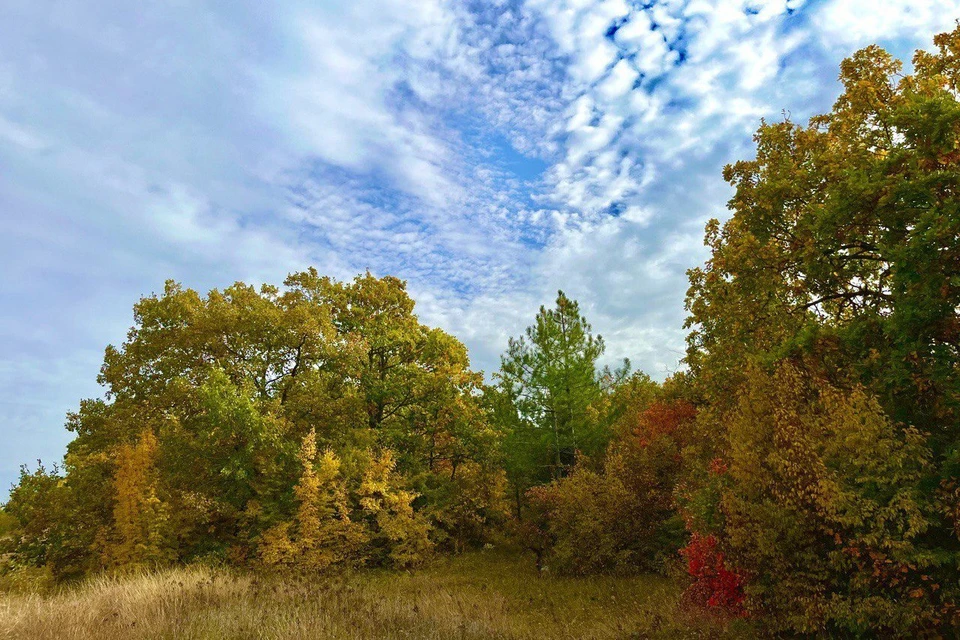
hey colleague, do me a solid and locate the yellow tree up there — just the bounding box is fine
[683,26,960,633]
[107,429,172,569]
[359,450,433,568]
[699,362,934,633]
[259,428,365,572]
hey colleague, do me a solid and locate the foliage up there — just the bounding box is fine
[695,363,939,634]
[2,463,92,580]
[682,26,960,635]
[423,460,510,553]
[523,399,692,575]
[105,429,173,569]
[679,533,746,618]
[359,450,434,568]
[494,291,628,514]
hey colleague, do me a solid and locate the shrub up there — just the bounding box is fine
[693,362,942,634]
[679,532,746,617]
[424,461,510,553]
[523,401,695,575]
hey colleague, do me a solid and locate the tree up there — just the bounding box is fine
[496,292,626,497]
[524,398,693,575]
[2,463,91,580]
[423,460,509,553]
[259,429,365,572]
[284,270,487,478]
[683,27,960,633]
[105,429,173,569]
[686,26,960,474]
[685,362,936,634]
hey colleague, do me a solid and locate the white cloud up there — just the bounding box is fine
[450,0,956,381]
[813,0,960,48]
[264,4,467,205]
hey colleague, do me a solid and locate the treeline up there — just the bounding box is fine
[4,27,960,636]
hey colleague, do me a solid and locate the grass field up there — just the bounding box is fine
[0,551,753,639]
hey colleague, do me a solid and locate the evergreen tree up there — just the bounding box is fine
[496,292,626,495]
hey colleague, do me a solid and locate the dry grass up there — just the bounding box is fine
[0,551,753,639]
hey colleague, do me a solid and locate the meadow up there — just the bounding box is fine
[0,551,750,640]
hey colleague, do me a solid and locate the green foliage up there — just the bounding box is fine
[494,291,628,513]
[0,507,15,538]
[2,463,96,580]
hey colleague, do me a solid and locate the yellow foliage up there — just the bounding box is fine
[360,450,433,568]
[715,362,934,633]
[105,429,173,569]
[259,428,366,572]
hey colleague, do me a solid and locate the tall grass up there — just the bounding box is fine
[0,551,752,639]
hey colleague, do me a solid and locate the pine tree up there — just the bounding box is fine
[497,291,626,489]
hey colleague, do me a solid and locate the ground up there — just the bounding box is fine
[0,551,753,639]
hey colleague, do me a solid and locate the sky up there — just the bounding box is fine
[1,0,958,497]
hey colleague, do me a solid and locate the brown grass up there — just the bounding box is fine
[0,551,753,639]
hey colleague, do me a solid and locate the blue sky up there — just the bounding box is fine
[1,0,958,496]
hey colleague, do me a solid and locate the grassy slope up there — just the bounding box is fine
[0,551,753,639]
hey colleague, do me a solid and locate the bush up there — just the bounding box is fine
[424,461,510,553]
[679,532,746,617]
[690,362,943,634]
[523,401,695,575]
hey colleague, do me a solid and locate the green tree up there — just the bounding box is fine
[2,463,92,580]
[496,292,626,496]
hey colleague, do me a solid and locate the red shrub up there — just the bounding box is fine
[680,533,747,617]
